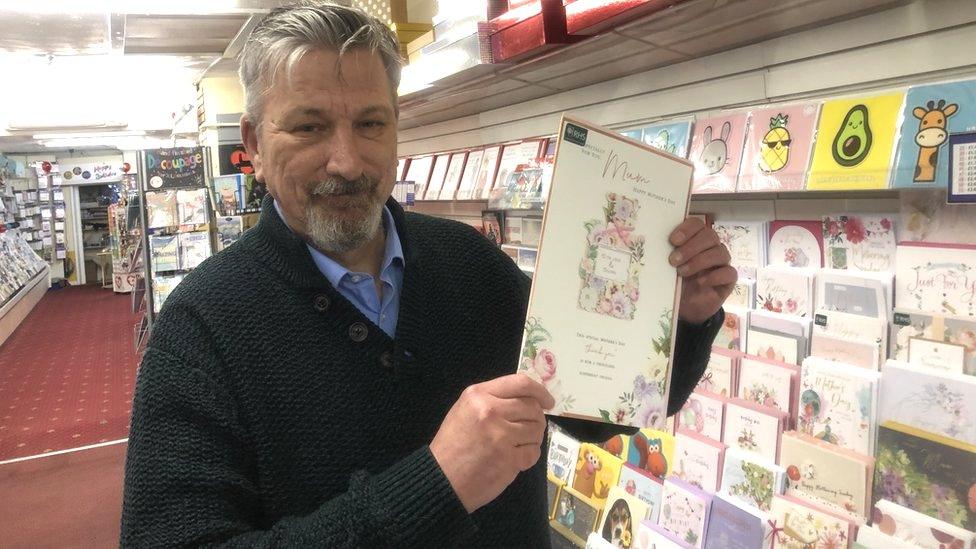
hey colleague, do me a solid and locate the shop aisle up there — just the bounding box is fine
[0,285,139,461]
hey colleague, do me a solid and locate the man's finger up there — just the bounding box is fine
[670,228,722,268]
[698,265,738,289]
[669,217,706,246]
[676,246,732,278]
[484,374,556,410]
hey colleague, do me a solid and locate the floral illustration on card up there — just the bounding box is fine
[822,215,895,271]
[875,445,970,529]
[736,429,759,452]
[893,382,971,442]
[579,192,646,320]
[729,461,776,511]
[520,317,574,412]
[741,382,781,410]
[776,511,849,549]
[715,224,759,279]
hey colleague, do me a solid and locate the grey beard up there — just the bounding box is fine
[305,175,384,254]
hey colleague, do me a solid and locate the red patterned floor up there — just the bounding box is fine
[0,285,139,462]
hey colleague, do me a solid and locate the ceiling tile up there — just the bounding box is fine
[0,11,109,55]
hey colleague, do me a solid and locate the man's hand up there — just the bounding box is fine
[669,218,737,324]
[430,374,554,514]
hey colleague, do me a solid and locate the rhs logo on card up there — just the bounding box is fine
[565,123,588,146]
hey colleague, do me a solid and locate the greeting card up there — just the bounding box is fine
[404,155,433,196]
[881,361,976,445]
[873,498,976,549]
[767,221,824,268]
[625,429,675,480]
[890,310,976,375]
[719,448,786,512]
[688,113,749,193]
[736,356,799,417]
[816,269,892,321]
[895,242,976,317]
[454,149,484,200]
[659,479,713,548]
[822,214,897,272]
[769,494,856,549]
[722,399,787,461]
[436,152,466,200]
[892,79,976,189]
[176,188,208,225]
[573,443,625,508]
[750,310,811,341]
[738,103,821,192]
[780,432,874,521]
[714,307,748,352]
[807,92,906,190]
[908,338,966,373]
[900,189,976,245]
[178,232,211,270]
[874,421,976,530]
[724,279,756,309]
[600,486,652,547]
[757,266,815,318]
[714,221,767,280]
[150,234,179,273]
[547,473,564,520]
[423,154,450,200]
[854,526,921,549]
[814,309,888,356]
[618,463,666,523]
[640,120,694,159]
[703,494,772,549]
[145,190,178,229]
[677,390,726,442]
[548,429,582,485]
[673,430,727,493]
[636,521,695,549]
[472,146,501,199]
[798,357,880,455]
[696,349,738,397]
[551,484,604,546]
[810,332,881,370]
[519,117,692,427]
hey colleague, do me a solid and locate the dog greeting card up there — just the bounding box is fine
[519,117,692,428]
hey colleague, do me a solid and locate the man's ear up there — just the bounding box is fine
[241,115,264,184]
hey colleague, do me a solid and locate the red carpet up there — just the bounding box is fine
[0,285,139,461]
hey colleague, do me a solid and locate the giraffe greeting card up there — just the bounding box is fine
[808,92,906,190]
[688,113,749,193]
[738,102,821,192]
[892,79,976,189]
[519,117,692,428]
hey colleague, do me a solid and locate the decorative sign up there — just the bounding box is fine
[948,132,976,203]
[145,147,206,189]
[218,143,254,175]
[60,161,124,183]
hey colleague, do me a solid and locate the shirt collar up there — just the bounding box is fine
[272,199,404,288]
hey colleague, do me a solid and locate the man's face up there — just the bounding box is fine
[242,48,398,252]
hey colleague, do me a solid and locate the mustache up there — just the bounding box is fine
[310,175,375,196]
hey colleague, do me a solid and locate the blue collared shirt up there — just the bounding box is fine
[274,200,404,337]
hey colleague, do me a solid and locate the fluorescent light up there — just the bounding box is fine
[32,130,146,140]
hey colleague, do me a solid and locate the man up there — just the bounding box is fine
[120,2,736,547]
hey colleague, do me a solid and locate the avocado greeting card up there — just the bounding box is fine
[807,92,906,190]
[519,116,693,428]
[738,102,820,192]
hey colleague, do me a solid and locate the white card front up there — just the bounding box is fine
[518,117,693,427]
[895,243,976,318]
[907,338,966,374]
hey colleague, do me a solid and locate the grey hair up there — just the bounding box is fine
[238,1,403,128]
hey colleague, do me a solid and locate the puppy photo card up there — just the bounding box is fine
[600,486,651,548]
[658,478,713,548]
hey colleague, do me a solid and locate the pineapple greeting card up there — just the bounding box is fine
[738,102,821,192]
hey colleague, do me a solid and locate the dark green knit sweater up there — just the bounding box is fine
[120,195,719,548]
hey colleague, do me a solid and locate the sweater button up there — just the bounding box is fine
[379,351,394,370]
[348,322,368,342]
[312,294,330,312]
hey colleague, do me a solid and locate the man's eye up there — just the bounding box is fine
[360,120,385,130]
[295,124,320,133]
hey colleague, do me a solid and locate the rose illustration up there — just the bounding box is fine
[785,298,798,314]
[844,216,867,244]
[533,348,557,382]
[880,217,892,231]
[827,220,840,237]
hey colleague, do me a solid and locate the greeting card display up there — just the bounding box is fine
[890,310,976,375]
[703,494,771,549]
[892,79,976,189]
[807,92,906,190]
[688,113,749,193]
[736,356,799,417]
[756,266,815,318]
[722,399,787,461]
[816,269,892,321]
[548,429,582,485]
[797,357,880,455]
[780,432,874,521]
[872,498,976,549]
[874,421,976,530]
[713,221,767,280]
[822,214,897,271]
[769,494,856,549]
[767,221,824,268]
[677,390,727,442]
[719,448,786,512]
[600,486,651,547]
[672,430,727,493]
[696,349,738,397]
[738,102,821,192]
[519,117,692,427]
[658,479,713,548]
[618,464,666,523]
[638,120,694,159]
[551,484,604,546]
[895,243,976,317]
